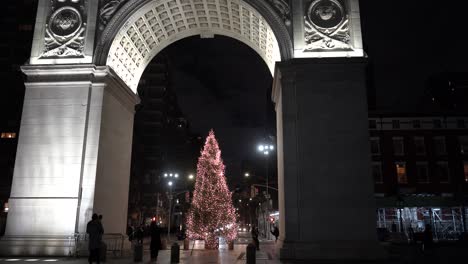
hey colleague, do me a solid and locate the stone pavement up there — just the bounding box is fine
[0,242,280,264]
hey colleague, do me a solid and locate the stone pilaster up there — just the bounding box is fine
[0,65,138,256]
[273,58,386,260]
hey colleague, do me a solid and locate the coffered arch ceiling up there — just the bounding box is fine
[103,0,286,93]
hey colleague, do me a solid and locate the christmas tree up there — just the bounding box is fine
[186,130,238,249]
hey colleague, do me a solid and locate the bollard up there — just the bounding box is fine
[246,243,256,264]
[133,243,143,262]
[183,238,190,250]
[228,240,234,250]
[171,242,180,263]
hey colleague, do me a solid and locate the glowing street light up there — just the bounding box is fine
[188,174,194,180]
[244,172,250,177]
[168,181,173,186]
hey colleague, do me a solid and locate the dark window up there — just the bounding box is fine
[433,137,447,155]
[460,136,468,154]
[436,162,450,183]
[370,138,380,155]
[369,120,377,129]
[433,119,442,128]
[414,137,426,155]
[416,162,429,183]
[392,120,400,129]
[413,120,421,128]
[457,119,466,128]
[372,163,383,183]
[393,137,404,156]
[464,162,468,182]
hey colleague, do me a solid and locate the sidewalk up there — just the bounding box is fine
[0,240,281,264]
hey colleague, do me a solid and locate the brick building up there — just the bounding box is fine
[369,113,468,239]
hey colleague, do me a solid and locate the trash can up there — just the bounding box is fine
[133,243,143,262]
[246,243,256,264]
[171,242,180,263]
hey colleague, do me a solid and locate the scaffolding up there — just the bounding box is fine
[377,207,467,241]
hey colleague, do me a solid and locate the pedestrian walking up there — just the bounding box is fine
[251,225,259,251]
[422,224,433,252]
[271,225,279,242]
[86,213,104,264]
[150,220,161,261]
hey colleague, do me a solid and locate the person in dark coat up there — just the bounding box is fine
[150,221,161,261]
[87,213,104,264]
[251,226,260,251]
[136,224,144,244]
[423,224,433,251]
[271,225,279,242]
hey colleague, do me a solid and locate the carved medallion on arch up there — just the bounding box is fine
[304,0,351,51]
[41,0,87,58]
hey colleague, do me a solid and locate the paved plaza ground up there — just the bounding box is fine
[1,236,467,264]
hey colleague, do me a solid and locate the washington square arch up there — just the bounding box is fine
[0,0,386,261]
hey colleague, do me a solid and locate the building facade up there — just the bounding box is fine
[369,114,468,239]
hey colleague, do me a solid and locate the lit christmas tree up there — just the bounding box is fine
[186,130,238,249]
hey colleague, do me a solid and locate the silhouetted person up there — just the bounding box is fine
[126,224,134,242]
[136,224,144,244]
[271,226,279,242]
[87,213,104,264]
[423,224,433,251]
[251,226,259,251]
[150,221,161,261]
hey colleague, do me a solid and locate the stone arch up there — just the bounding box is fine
[94,0,293,93]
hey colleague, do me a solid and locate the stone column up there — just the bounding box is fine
[273,58,385,260]
[0,65,138,256]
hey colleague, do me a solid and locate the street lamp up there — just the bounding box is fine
[257,143,274,199]
[188,174,194,180]
[257,142,275,240]
[244,172,250,177]
[163,171,178,240]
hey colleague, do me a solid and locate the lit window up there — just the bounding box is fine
[372,162,383,183]
[433,137,447,155]
[395,162,407,184]
[393,137,405,156]
[460,136,468,154]
[1,132,16,139]
[414,137,426,155]
[416,162,429,183]
[464,162,468,183]
[370,137,380,155]
[436,161,450,183]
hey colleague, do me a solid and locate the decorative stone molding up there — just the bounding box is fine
[105,0,282,92]
[304,0,351,51]
[99,0,128,31]
[41,0,87,58]
[266,0,291,25]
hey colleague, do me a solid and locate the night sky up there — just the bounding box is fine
[2,0,468,184]
[147,0,468,181]
[159,36,274,172]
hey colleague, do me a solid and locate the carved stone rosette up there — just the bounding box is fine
[41,0,87,58]
[304,0,351,51]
